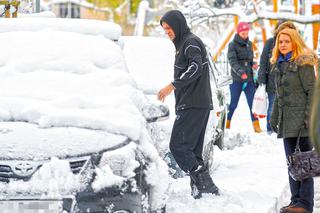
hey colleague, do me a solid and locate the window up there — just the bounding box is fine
[59,3,80,18]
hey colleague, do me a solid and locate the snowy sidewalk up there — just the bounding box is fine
[166,94,320,213]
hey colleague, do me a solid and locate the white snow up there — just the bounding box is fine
[122,36,175,94]
[0,18,121,41]
[0,29,144,141]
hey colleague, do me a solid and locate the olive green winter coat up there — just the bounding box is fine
[310,62,320,153]
[270,54,317,138]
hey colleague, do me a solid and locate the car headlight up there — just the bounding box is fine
[98,142,140,178]
[91,142,141,192]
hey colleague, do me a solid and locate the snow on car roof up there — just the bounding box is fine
[0,18,121,41]
[122,36,175,94]
[0,22,146,142]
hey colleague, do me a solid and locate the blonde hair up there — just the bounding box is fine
[270,28,316,64]
[273,21,297,36]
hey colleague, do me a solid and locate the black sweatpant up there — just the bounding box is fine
[169,108,210,173]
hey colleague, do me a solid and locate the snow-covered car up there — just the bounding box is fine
[0,18,169,213]
[122,36,231,173]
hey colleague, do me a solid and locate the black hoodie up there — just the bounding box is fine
[160,10,213,111]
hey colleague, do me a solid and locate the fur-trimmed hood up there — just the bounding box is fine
[295,53,318,66]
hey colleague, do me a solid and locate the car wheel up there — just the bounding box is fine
[203,139,215,169]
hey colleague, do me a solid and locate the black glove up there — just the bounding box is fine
[304,117,309,129]
[270,120,278,133]
[254,81,259,89]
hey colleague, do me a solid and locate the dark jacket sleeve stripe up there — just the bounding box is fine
[172,43,203,89]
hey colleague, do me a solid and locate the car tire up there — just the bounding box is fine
[204,139,215,169]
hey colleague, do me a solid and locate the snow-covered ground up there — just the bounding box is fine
[165,93,320,213]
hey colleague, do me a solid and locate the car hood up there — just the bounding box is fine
[0,122,129,160]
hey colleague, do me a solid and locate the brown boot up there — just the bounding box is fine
[226,120,231,129]
[280,202,295,213]
[5,5,10,18]
[252,120,262,133]
[284,206,310,213]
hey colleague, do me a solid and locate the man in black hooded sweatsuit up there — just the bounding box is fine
[157,10,219,198]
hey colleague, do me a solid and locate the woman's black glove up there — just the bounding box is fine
[270,119,278,133]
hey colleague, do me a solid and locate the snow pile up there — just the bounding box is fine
[0,30,146,141]
[122,36,175,94]
[0,18,121,41]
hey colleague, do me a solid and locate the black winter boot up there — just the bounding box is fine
[190,178,201,199]
[190,165,220,197]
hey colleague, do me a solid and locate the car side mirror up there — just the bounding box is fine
[142,103,170,123]
[217,75,233,88]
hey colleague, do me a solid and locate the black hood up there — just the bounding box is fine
[160,10,190,50]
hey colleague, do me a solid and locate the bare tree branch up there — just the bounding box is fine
[185,10,320,24]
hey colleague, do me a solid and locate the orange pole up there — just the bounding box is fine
[254,20,267,44]
[213,28,235,62]
[234,15,239,29]
[271,0,278,27]
[293,0,299,14]
[212,16,238,62]
[312,4,320,51]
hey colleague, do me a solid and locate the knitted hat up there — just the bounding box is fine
[237,22,250,34]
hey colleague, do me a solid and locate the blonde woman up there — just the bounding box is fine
[258,21,297,134]
[270,28,317,213]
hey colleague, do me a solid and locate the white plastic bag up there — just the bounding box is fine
[252,84,268,118]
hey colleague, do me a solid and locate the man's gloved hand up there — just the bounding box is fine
[270,120,278,133]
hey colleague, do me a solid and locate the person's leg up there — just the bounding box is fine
[169,109,210,173]
[296,137,314,212]
[227,82,242,126]
[193,110,210,166]
[283,137,314,212]
[244,82,262,132]
[266,92,275,133]
[283,137,300,205]
[243,81,257,121]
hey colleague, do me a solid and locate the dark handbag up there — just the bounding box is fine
[287,130,320,181]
